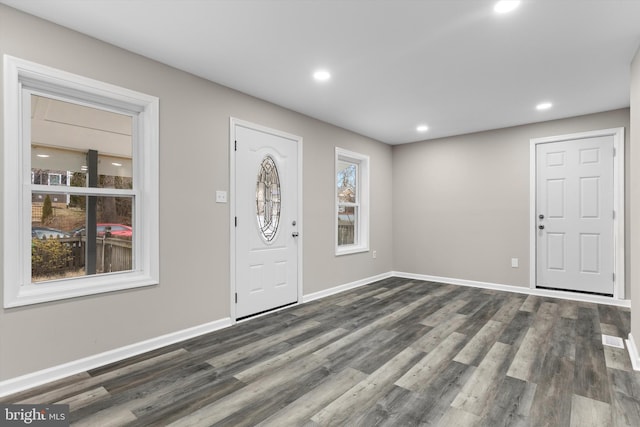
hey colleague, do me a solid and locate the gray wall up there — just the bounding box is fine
[631,47,640,342]
[392,109,631,293]
[0,5,393,380]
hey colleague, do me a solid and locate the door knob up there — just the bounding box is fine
[538,225,545,230]
[292,232,299,237]
[539,214,544,220]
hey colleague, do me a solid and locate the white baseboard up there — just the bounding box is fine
[0,317,232,398]
[392,271,631,308]
[627,333,640,371]
[302,271,393,303]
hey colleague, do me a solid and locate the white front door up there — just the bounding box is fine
[234,121,300,318]
[535,135,614,295]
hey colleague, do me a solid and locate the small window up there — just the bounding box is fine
[3,55,159,307]
[335,147,369,255]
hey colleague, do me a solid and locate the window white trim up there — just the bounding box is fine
[3,55,159,308]
[335,147,370,256]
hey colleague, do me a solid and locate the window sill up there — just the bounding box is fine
[4,273,158,308]
[336,245,369,256]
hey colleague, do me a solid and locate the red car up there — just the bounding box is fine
[97,223,132,237]
[73,223,132,238]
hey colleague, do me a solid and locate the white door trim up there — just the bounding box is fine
[529,127,625,299]
[229,117,303,321]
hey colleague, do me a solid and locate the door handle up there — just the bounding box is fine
[538,225,545,230]
[292,232,299,237]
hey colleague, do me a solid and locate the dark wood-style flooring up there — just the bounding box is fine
[3,277,640,426]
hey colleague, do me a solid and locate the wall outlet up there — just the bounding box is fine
[216,190,227,203]
[511,258,519,268]
[372,250,377,259]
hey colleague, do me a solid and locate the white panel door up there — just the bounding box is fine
[536,136,614,295]
[235,124,299,318]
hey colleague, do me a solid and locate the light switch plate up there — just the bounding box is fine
[216,191,227,203]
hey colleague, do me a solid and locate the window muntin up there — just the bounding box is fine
[335,148,369,255]
[4,55,159,308]
[256,155,281,242]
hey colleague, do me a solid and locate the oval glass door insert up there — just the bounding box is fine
[256,155,281,241]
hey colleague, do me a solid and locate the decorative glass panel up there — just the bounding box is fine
[256,156,281,242]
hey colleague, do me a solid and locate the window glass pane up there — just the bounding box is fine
[31,194,133,283]
[30,94,133,188]
[337,160,357,203]
[338,205,357,246]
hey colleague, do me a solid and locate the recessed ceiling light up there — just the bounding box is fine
[536,102,553,111]
[36,154,50,158]
[111,162,122,167]
[313,70,331,82]
[416,125,429,132]
[494,1,520,14]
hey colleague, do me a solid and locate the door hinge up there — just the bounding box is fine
[235,293,238,303]
[235,216,238,227]
[235,140,237,151]
[613,273,616,282]
[613,210,616,220]
[613,147,616,157]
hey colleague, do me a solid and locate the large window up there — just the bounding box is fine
[3,55,159,307]
[335,147,369,255]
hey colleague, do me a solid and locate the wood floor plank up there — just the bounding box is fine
[398,361,476,427]
[608,367,640,426]
[529,354,574,427]
[310,347,423,425]
[413,313,468,353]
[491,294,526,324]
[257,367,367,427]
[168,353,329,426]
[129,375,244,426]
[519,294,542,312]
[437,407,481,426]
[335,285,389,306]
[56,386,110,411]
[480,375,536,427]
[450,341,512,416]
[71,362,231,423]
[234,327,348,382]
[453,319,505,366]
[570,394,612,427]
[420,298,469,327]
[16,348,189,404]
[313,291,442,359]
[72,409,137,427]
[206,320,321,368]
[507,302,559,382]
[396,331,467,392]
[574,318,610,403]
[373,280,418,300]
[604,345,633,371]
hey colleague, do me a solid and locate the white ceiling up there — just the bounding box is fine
[3,0,640,144]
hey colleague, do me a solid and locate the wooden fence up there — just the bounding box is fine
[338,224,355,246]
[33,236,132,278]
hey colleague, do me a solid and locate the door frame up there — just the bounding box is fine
[229,117,303,321]
[529,127,625,299]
